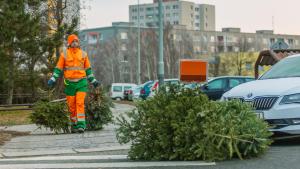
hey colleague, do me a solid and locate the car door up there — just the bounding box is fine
[203,78,227,100]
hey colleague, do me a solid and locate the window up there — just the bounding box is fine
[218,36,224,42]
[120,32,128,40]
[195,15,200,19]
[195,23,200,27]
[288,39,294,45]
[140,8,144,12]
[113,86,122,92]
[263,38,268,44]
[173,13,179,17]
[260,56,300,80]
[210,36,215,42]
[173,5,179,9]
[195,7,199,12]
[270,38,275,44]
[123,55,128,62]
[121,44,127,51]
[234,47,239,52]
[191,5,193,10]
[227,46,233,52]
[208,79,225,90]
[132,8,137,12]
[166,13,170,17]
[146,7,154,11]
[191,14,193,18]
[211,46,215,52]
[140,16,144,19]
[248,38,253,43]
[206,23,208,27]
[173,21,179,25]
[229,79,241,89]
[124,86,132,90]
[166,6,170,10]
[245,78,254,82]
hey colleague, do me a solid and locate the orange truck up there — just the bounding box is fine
[180,59,208,83]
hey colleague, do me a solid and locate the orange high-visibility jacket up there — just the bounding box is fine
[55,48,91,81]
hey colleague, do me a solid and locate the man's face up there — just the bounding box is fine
[70,40,80,48]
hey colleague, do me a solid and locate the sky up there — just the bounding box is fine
[80,0,300,35]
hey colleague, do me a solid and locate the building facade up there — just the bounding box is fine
[79,23,300,84]
[129,0,215,31]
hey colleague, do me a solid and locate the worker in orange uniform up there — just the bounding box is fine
[48,34,99,133]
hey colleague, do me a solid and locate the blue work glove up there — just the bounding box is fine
[47,77,56,88]
[92,80,100,88]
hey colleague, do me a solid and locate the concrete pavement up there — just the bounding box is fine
[0,103,134,158]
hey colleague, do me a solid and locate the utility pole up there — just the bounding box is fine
[137,0,141,84]
[158,0,164,87]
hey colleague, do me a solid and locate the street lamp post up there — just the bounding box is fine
[158,0,164,87]
[137,0,141,84]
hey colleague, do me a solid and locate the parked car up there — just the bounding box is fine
[124,85,143,101]
[140,81,155,100]
[123,89,133,101]
[201,76,255,100]
[110,83,137,100]
[222,54,300,135]
[132,85,143,100]
[148,79,180,98]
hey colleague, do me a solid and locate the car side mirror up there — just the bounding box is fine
[204,84,209,90]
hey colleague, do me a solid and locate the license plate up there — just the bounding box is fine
[256,111,264,119]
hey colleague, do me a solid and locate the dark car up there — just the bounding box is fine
[201,76,255,100]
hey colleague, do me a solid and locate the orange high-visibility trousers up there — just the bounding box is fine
[66,92,86,124]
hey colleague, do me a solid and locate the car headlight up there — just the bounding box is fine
[220,96,226,101]
[280,94,300,104]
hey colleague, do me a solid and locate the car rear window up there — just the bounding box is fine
[229,79,241,88]
[113,86,122,92]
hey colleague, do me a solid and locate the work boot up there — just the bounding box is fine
[77,121,86,133]
[71,124,79,133]
[78,127,85,133]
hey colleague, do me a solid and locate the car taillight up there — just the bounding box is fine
[141,89,145,94]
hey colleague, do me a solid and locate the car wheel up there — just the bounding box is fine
[116,97,122,101]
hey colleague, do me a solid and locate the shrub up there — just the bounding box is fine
[116,86,272,161]
[31,87,114,133]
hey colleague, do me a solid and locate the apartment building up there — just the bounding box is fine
[129,0,215,31]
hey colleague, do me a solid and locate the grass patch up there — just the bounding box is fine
[0,110,32,126]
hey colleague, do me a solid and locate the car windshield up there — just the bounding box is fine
[260,56,300,80]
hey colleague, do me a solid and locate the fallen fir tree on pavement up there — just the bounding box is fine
[85,87,114,130]
[30,87,113,133]
[116,85,272,161]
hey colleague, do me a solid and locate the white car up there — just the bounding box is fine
[222,54,300,135]
[110,83,137,100]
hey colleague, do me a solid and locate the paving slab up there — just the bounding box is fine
[2,149,76,158]
[0,161,216,169]
[74,145,131,153]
